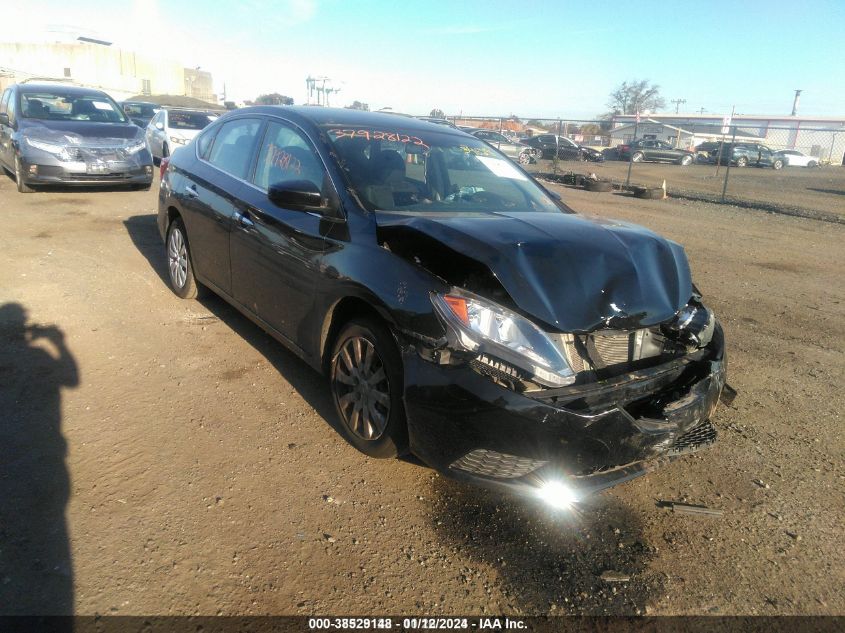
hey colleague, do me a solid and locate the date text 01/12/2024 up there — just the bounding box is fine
[308,618,527,630]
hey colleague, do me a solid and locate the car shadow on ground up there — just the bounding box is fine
[0,303,78,618]
[122,213,345,437]
[427,477,664,615]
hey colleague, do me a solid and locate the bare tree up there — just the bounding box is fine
[429,108,445,118]
[605,80,666,117]
[346,101,370,111]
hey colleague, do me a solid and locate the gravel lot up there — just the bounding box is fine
[525,159,845,223]
[0,172,843,616]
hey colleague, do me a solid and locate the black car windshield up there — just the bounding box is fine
[20,90,127,123]
[168,111,217,130]
[322,126,561,214]
[124,103,157,117]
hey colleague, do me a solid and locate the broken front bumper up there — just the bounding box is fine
[402,324,727,499]
[17,153,153,188]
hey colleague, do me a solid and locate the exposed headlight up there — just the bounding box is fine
[169,136,187,145]
[124,139,147,154]
[432,290,575,387]
[25,137,73,160]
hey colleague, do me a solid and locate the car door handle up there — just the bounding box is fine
[184,185,199,199]
[234,210,255,229]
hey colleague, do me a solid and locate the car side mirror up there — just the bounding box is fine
[0,112,8,126]
[268,180,326,211]
[155,122,164,130]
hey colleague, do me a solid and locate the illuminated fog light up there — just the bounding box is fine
[28,165,38,175]
[537,481,578,510]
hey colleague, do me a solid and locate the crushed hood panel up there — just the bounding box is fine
[376,210,692,333]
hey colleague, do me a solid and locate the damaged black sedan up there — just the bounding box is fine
[157,107,729,507]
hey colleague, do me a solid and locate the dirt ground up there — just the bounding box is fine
[0,171,843,617]
[524,159,845,223]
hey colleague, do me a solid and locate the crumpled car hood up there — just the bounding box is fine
[376,210,692,333]
[20,119,141,145]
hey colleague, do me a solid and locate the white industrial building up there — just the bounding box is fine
[0,32,215,103]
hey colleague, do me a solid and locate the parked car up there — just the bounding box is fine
[617,139,695,165]
[145,107,219,164]
[521,134,604,162]
[0,82,153,193]
[774,149,820,168]
[416,116,458,129]
[121,100,159,128]
[156,107,728,506]
[712,143,784,169]
[694,141,723,163]
[468,128,539,164]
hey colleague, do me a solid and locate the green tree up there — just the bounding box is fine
[429,108,445,118]
[255,93,294,106]
[346,101,370,111]
[605,80,665,117]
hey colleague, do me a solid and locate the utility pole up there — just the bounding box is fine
[697,107,706,114]
[671,98,687,114]
[791,89,802,116]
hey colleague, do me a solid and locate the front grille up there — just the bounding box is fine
[450,449,546,480]
[667,419,717,456]
[592,331,632,365]
[558,328,665,374]
[66,173,129,180]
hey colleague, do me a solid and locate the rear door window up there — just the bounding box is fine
[206,118,262,180]
[252,120,325,192]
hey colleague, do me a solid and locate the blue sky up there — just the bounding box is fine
[9,0,845,117]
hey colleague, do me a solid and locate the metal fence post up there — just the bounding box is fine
[721,125,737,201]
[625,119,639,187]
[555,119,561,175]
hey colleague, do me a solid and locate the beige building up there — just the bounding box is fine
[0,37,215,103]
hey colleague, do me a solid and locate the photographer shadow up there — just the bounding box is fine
[0,303,78,615]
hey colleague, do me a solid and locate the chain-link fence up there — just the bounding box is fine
[445,115,845,222]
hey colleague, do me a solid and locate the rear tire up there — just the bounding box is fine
[632,152,644,163]
[166,217,200,299]
[679,154,693,166]
[633,186,664,199]
[329,318,408,459]
[807,160,818,168]
[736,156,748,167]
[772,158,784,170]
[15,157,34,193]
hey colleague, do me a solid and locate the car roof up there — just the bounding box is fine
[229,106,466,136]
[16,83,112,98]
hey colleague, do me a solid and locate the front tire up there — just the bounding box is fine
[166,217,200,299]
[679,154,693,166]
[736,156,748,167]
[15,157,34,193]
[632,151,644,163]
[330,319,408,458]
[772,158,784,170]
[807,160,818,168]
